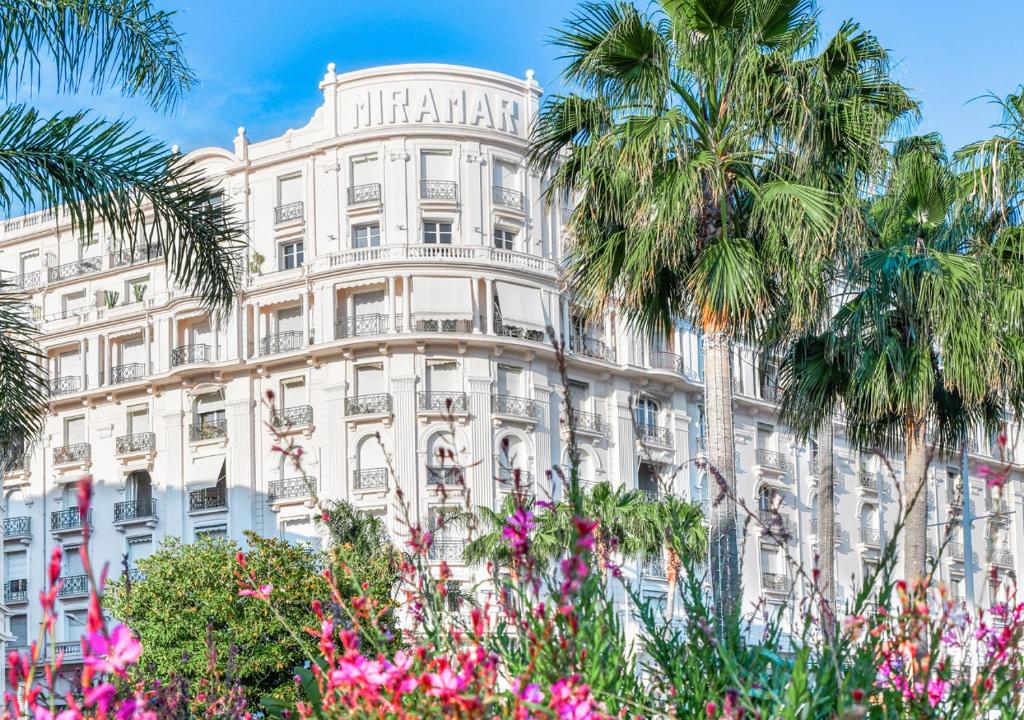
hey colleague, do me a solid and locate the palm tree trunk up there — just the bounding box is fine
[815,422,836,633]
[703,331,740,623]
[904,420,929,581]
[665,550,680,621]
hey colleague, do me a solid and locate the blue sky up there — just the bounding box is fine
[33,1,1024,153]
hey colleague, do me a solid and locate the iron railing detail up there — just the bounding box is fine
[48,258,102,282]
[428,539,466,561]
[651,351,686,375]
[115,432,155,454]
[762,573,792,593]
[49,376,80,396]
[860,528,882,546]
[495,321,545,342]
[189,420,227,442]
[112,244,162,267]
[336,314,388,338]
[354,468,388,490]
[53,443,90,465]
[268,476,317,502]
[345,393,393,416]
[4,579,28,603]
[270,405,313,428]
[189,486,227,512]
[419,180,457,201]
[347,183,381,205]
[3,516,30,537]
[410,314,473,333]
[949,542,965,560]
[492,186,525,211]
[58,574,89,597]
[109,362,146,385]
[427,466,465,486]
[170,344,209,367]
[643,558,667,577]
[636,423,673,446]
[50,508,91,532]
[492,394,539,419]
[260,330,307,356]
[571,410,608,435]
[418,392,469,413]
[569,334,615,362]
[274,201,304,223]
[988,547,1014,566]
[55,641,83,658]
[755,448,789,471]
[114,499,157,522]
[8,271,41,290]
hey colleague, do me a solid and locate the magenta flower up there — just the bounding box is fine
[927,678,948,708]
[503,508,537,554]
[85,682,117,714]
[424,666,467,700]
[33,707,79,720]
[83,625,142,676]
[239,583,272,600]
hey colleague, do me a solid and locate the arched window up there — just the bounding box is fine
[127,470,154,515]
[426,431,461,486]
[638,462,659,498]
[496,435,529,482]
[635,396,660,430]
[354,436,388,490]
[860,503,879,545]
[757,486,782,522]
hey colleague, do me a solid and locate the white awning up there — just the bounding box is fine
[189,455,225,488]
[411,277,474,321]
[495,282,547,333]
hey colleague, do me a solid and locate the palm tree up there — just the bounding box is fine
[463,493,563,581]
[0,1,246,464]
[530,0,913,619]
[783,136,1013,581]
[635,496,708,620]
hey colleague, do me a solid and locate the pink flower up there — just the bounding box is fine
[503,508,537,555]
[424,666,467,700]
[33,707,79,720]
[927,677,948,708]
[572,517,597,551]
[549,678,597,720]
[239,584,272,600]
[84,682,117,714]
[83,625,142,676]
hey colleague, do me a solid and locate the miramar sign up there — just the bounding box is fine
[340,84,523,137]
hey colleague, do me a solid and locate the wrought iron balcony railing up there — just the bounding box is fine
[642,557,667,577]
[189,486,227,512]
[636,423,673,446]
[8,270,41,290]
[115,432,155,454]
[988,547,1014,566]
[260,330,308,356]
[58,574,89,597]
[270,405,313,428]
[759,384,782,403]
[345,393,393,416]
[4,579,27,603]
[268,476,317,502]
[949,541,965,560]
[189,420,227,442]
[569,334,615,362]
[170,343,209,367]
[274,201,304,223]
[427,466,465,486]
[860,528,882,546]
[108,362,146,385]
[114,498,157,522]
[409,314,473,333]
[858,470,878,491]
[419,179,457,201]
[651,351,686,375]
[3,516,30,538]
[112,244,162,267]
[571,410,608,435]
[53,443,90,465]
[336,313,389,338]
[48,257,103,282]
[492,185,525,211]
[347,183,381,205]
[986,496,1012,514]
[428,539,466,561]
[50,508,91,532]
[496,469,534,486]
[353,467,388,490]
[762,572,792,593]
[755,448,789,471]
[418,391,469,413]
[495,320,545,342]
[492,394,539,419]
[49,376,80,396]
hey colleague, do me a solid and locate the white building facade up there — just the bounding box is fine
[0,64,1021,668]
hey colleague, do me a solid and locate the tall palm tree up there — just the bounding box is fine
[0,1,246,465]
[463,493,564,581]
[783,135,1014,581]
[529,0,913,619]
[634,496,708,620]
[560,481,656,579]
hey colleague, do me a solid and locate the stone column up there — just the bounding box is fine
[534,384,554,499]
[484,278,495,335]
[387,276,397,334]
[161,408,184,539]
[403,276,412,332]
[468,376,494,510]
[324,384,347,501]
[391,376,419,524]
[226,397,257,538]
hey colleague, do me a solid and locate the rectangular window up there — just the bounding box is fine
[127,405,150,435]
[277,174,303,206]
[352,224,381,248]
[426,360,459,393]
[10,614,28,647]
[422,222,452,244]
[196,525,227,540]
[756,423,774,451]
[279,241,305,270]
[19,251,40,276]
[493,228,516,250]
[350,154,379,185]
[64,416,85,446]
[195,393,225,427]
[275,305,303,334]
[57,349,81,379]
[492,159,519,190]
[61,290,87,317]
[64,546,84,576]
[496,365,523,397]
[567,380,589,412]
[355,363,385,395]
[280,517,315,546]
[420,151,453,180]
[127,536,153,567]
[5,550,27,581]
[280,377,307,407]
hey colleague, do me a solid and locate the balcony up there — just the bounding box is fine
[270,405,313,429]
[409,314,473,334]
[949,542,965,560]
[268,476,317,504]
[569,334,615,363]
[762,572,792,594]
[570,410,608,436]
[986,496,1012,515]
[353,467,388,491]
[111,244,163,267]
[48,376,80,396]
[170,344,209,367]
[50,508,91,534]
[642,557,667,577]
[347,183,381,205]
[2,450,30,479]
[427,466,465,487]
[53,443,90,466]
[859,528,881,547]
[418,391,469,414]
[637,423,673,447]
[108,362,146,385]
[55,641,83,659]
[115,432,156,455]
[57,574,89,598]
[651,351,686,375]
[857,470,877,492]
[496,469,535,487]
[758,510,797,537]
[755,448,789,473]
[113,499,157,526]
[345,393,393,417]
[48,257,103,283]
[495,319,545,342]
[492,185,525,212]
[274,201,304,224]
[8,270,41,290]
[260,330,308,356]
[428,539,466,561]
[492,394,540,420]
[189,486,227,513]
[3,516,31,542]
[759,384,782,403]
[337,313,389,338]
[419,179,458,201]
[988,547,1013,567]
[189,420,227,443]
[4,579,27,603]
